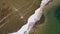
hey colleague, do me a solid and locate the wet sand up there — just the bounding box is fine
[0,0,41,34]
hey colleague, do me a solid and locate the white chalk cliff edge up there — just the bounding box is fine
[9,0,51,34]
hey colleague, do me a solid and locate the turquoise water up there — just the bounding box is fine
[34,4,60,34]
[54,5,60,23]
[45,4,60,34]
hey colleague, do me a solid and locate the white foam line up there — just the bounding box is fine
[9,0,50,34]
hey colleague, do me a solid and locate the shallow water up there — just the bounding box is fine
[45,4,60,34]
[34,1,60,34]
